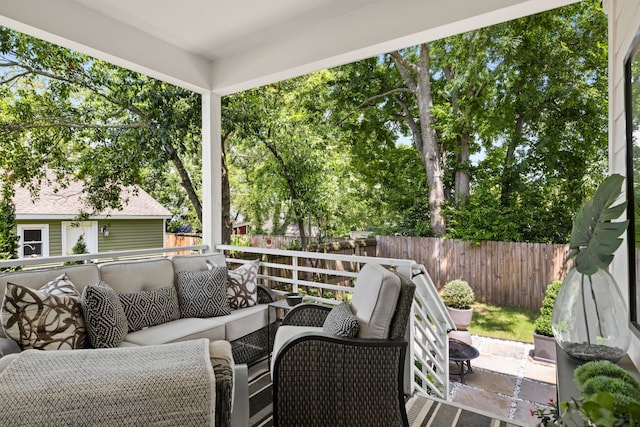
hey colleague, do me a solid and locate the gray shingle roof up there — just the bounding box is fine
[13,180,172,219]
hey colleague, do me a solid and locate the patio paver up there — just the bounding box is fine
[443,335,557,427]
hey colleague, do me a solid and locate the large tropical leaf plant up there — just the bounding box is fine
[567,174,628,275]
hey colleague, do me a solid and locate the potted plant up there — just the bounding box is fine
[442,279,475,330]
[552,174,631,362]
[533,280,561,363]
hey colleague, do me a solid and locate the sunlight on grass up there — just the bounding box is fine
[467,302,537,343]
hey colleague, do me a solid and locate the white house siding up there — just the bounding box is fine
[609,0,640,367]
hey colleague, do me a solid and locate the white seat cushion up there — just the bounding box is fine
[123,317,225,346]
[215,304,269,342]
[350,263,401,339]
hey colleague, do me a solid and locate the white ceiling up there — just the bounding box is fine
[0,0,580,95]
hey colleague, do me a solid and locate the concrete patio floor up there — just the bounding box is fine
[446,335,556,426]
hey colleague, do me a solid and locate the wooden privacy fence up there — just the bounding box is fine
[376,236,571,310]
[165,233,202,255]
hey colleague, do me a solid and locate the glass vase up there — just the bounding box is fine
[552,267,630,363]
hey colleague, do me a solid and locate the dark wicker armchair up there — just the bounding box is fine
[271,263,416,427]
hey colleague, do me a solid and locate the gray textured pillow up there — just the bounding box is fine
[118,287,180,332]
[176,267,231,318]
[1,274,87,350]
[323,301,359,338]
[81,281,129,348]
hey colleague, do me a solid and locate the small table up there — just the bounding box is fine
[449,338,480,384]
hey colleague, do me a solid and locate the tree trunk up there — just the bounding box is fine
[262,139,308,249]
[415,45,446,236]
[165,143,203,225]
[221,135,232,244]
[391,44,447,236]
[455,134,471,207]
[501,113,525,206]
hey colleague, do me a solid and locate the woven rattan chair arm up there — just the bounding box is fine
[272,334,409,427]
[281,303,331,327]
[257,285,275,303]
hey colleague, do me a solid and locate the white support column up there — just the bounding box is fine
[201,91,222,252]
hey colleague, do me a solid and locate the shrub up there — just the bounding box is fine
[441,279,474,309]
[574,361,640,423]
[534,280,561,336]
[574,360,640,389]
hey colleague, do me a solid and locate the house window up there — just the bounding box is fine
[18,225,49,258]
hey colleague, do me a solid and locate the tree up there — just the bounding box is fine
[224,70,386,245]
[0,183,19,270]
[334,0,607,242]
[0,27,204,233]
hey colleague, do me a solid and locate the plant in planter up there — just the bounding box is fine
[442,279,475,330]
[574,360,640,425]
[533,360,640,425]
[552,174,631,363]
[533,280,561,362]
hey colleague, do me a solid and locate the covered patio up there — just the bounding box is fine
[1,0,640,425]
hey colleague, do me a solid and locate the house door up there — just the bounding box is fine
[62,221,98,255]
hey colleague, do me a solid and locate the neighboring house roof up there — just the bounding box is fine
[13,180,172,220]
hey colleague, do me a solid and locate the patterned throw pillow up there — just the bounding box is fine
[118,287,180,332]
[322,301,359,338]
[1,274,87,350]
[227,261,259,309]
[81,281,129,348]
[176,267,231,318]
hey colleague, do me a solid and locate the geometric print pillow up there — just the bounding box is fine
[118,287,180,332]
[81,281,129,348]
[1,274,88,350]
[227,261,259,309]
[322,301,359,338]
[176,267,231,318]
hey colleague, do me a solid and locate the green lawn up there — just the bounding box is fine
[467,302,538,343]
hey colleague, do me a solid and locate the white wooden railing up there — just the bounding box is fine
[0,244,453,399]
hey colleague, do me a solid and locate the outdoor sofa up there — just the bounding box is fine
[0,252,274,426]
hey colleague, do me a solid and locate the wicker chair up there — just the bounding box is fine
[271,263,416,427]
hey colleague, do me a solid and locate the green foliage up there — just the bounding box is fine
[64,235,88,265]
[534,281,561,337]
[0,185,20,271]
[71,235,88,255]
[575,360,640,391]
[441,279,475,309]
[0,26,202,230]
[574,361,640,425]
[566,174,628,275]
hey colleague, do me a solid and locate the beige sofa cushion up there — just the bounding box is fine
[350,263,401,339]
[172,253,227,273]
[98,258,174,292]
[0,264,99,304]
[122,317,226,346]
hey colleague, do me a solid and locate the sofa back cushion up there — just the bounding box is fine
[98,258,174,293]
[171,253,227,273]
[350,263,401,339]
[0,264,99,306]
